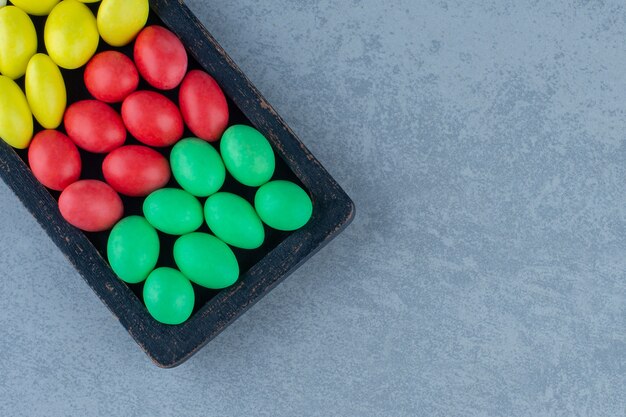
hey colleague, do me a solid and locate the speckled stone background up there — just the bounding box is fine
[1,1,625,416]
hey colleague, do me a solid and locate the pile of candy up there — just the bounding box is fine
[0,0,313,325]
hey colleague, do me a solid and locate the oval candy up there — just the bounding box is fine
[134,26,187,90]
[204,192,265,249]
[0,76,33,149]
[255,181,313,231]
[179,70,229,142]
[65,100,126,153]
[143,268,194,325]
[122,91,183,147]
[143,188,203,235]
[220,125,276,187]
[59,180,123,232]
[10,0,59,15]
[25,54,66,129]
[103,145,171,197]
[0,6,37,79]
[170,138,225,197]
[84,51,139,103]
[45,0,99,69]
[97,0,148,47]
[174,233,239,289]
[107,216,160,284]
[28,130,81,191]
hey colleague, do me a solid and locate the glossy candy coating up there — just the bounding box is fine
[174,233,239,289]
[143,188,203,235]
[64,100,126,153]
[204,192,265,249]
[255,180,313,231]
[0,6,37,79]
[59,180,123,232]
[103,145,170,197]
[0,76,33,149]
[170,138,225,197]
[28,130,81,191]
[143,268,194,325]
[220,125,276,187]
[25,54,66,129]
[97,0,148,47]
[84,51,139,103]
[107,216,160,284]
[122,91,183,147]
[134,26,188,90]
[10,0,59,15]
[179,70,229,142]
[44,0,99,69]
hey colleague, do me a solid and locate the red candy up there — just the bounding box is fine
[103,145,171,197]
[134,26,187,90]
[179,70,229,142]
[59,180,123,232]
[28,130,81,191]
[64,100,126,153]
[84,51,139,103]
[122,91,183,147]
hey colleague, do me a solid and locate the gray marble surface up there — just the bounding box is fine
[1,1,625,416]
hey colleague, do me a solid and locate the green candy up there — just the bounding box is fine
[204,192,265,249]
[143,188,203,235]
[143,267,195,325]
[107,216,160,284]
[170,138,225,197]
[174,233,239,289]
[220,125,275,187]
[255,180,313,231]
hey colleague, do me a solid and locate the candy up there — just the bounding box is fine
[107,216,160,284]
[143,188,203,235]
[97,0,148,47]
[28,130,81,191]
[25,54,66,129]
[10,0,60,15]
[64,100,126,153]
[122,91,184,147]
[0,6,37,79]
[44,0,99,69]
[204,192,265,249]
[84,51,139,103]
[179,70,229,142]
[0,76,33,149]
[59,180,123,232]
[143,268,194,325]
[220,125,275,187]
[103,145,171,197]
[255,180,313,231]
[170,138,225,197]
[174,233,239,289]
[134,26,188,90]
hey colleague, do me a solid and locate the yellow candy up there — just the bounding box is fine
[10,0,60,16]
[97,0,149,47]
[44,0,99,69]
[25,54,67,129]
[77,0,101,2]
[0,76,33,149]
[0,6,37,79]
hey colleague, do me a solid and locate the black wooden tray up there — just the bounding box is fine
[0,0,354,368]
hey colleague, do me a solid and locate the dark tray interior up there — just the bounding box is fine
[15,5,305,316]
